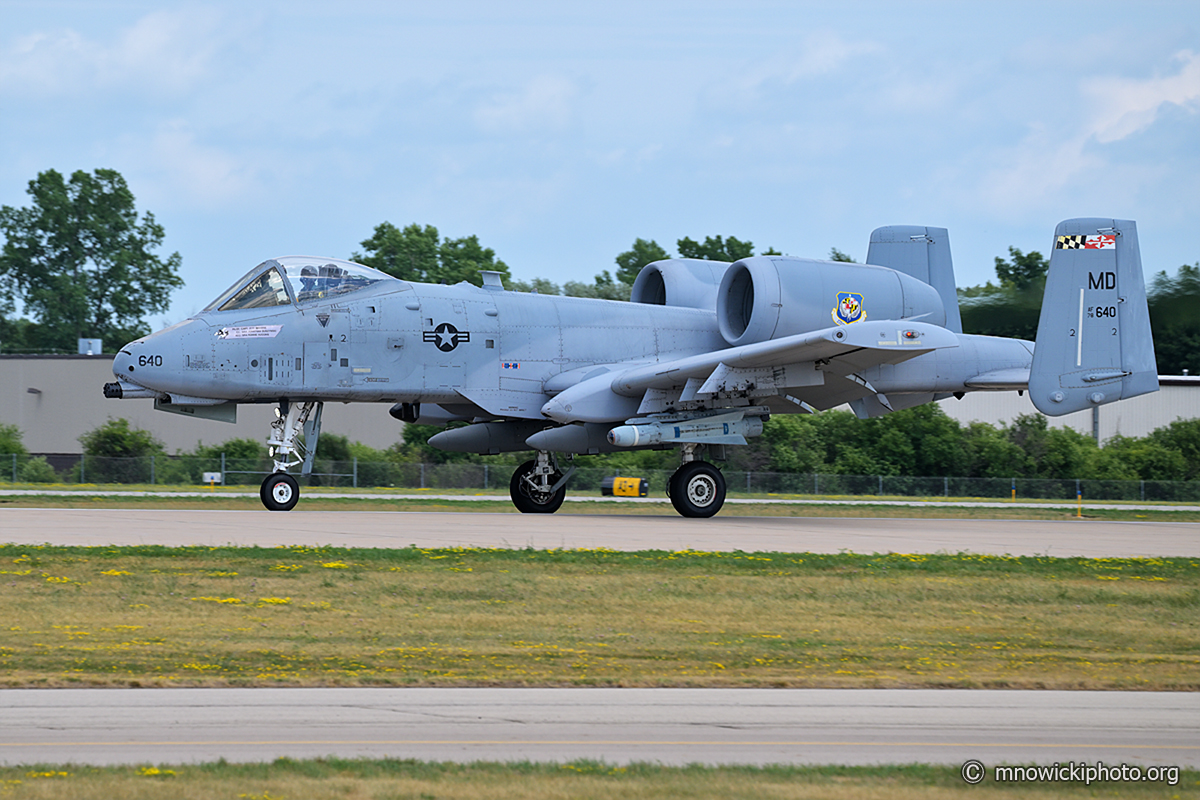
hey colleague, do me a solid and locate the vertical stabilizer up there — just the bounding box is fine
[1029,218,1157,416]
[866,226,962,333]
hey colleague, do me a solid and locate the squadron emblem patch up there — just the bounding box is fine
[1056,235,1116,250]
[832,292,865,326]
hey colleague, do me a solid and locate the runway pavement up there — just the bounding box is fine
[0,507,1196,556]
[1,688,1196,768]
[2,510,1196,771]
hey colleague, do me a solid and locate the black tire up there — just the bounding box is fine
[668,461,726,518]
[261,472,300,511]
[509,459,566,514]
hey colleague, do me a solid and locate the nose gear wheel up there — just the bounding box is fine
[261,472,299,512]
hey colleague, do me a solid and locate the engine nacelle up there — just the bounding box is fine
[631,258,732,310]
[716,256,947,347]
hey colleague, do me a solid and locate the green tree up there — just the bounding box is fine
[829,247,854,263]
[1146,417,1200,480]
[960,422,1025,478]
[614,238,669,284]
[437,234,511,286]
[676,235,754,262]
[0,168,182,352]
[509,277,562,295]
[78,418,165,484]
[0,317,38,354]
[1147,263,1200,375]
[192,437,266,462]
[993,247,1048,291]
[0,423,27,458]
[18,456,57,483]
[353,223,511,287]
[1091,435,1185,481]
[759,416,823,473]
[79,418,164,458]
[563,270,632,301]
[353,222,439,282]
[958,246,1049,341]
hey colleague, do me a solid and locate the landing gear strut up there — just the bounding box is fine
[259,400,322,511]
[509,451,573,514]
[667,446,726,518]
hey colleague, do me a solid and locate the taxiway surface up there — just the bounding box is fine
[2,688,1196,768]
[0,508,1196,556]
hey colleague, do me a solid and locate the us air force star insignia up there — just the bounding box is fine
[423,322,471,352]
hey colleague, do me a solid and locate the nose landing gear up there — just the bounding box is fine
[259,400,322,511]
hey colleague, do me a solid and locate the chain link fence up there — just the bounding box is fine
[2,453,1198,502]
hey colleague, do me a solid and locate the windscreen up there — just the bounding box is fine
[218,267,291,311]
[202,257,399,313]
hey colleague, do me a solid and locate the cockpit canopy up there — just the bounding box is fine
[203,256,398,313]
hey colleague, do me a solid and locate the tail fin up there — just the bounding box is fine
[1029,218,1158,416]
[866,225,963,333]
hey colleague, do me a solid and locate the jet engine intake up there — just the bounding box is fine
[631,259,733,310]
[717,256,946,347]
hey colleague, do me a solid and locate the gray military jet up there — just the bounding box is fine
[104,217,1157,517]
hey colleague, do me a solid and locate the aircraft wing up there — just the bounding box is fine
[612,320,959,395]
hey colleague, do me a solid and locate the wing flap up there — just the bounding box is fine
[612,321,959,395]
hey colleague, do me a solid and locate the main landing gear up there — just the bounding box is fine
[665,445,726,518]
[504,446,727,518]
[667,460,727,518]
[509,451,574,513]
[259,400,323,511]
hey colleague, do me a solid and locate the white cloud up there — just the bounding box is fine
[1084,50,1200,143]
[702,32,882,113]
[0,8,247,97]
[975,130,1104,216]
[474,75,578,135]
[133,121,259,208]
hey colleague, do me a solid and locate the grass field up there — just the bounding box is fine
[0,759,1195,800]
[1,544,1196,690]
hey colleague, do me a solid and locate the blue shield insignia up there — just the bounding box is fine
[833,292,865,325]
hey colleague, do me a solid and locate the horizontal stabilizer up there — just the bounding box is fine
[963,367,1030,390]
[1029,218,1158,416]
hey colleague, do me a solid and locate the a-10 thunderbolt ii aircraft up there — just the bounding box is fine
[104,217,1157,518]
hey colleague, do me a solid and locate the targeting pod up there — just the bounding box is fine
[607,412,764,448]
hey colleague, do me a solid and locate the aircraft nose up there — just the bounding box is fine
[112,346,136,379]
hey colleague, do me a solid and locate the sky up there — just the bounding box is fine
[2,0,1198,331]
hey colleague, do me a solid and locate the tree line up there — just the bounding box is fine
[1,406,1197,487]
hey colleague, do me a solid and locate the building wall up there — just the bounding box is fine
[935,377,1200,439]
[0,356,407,454]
